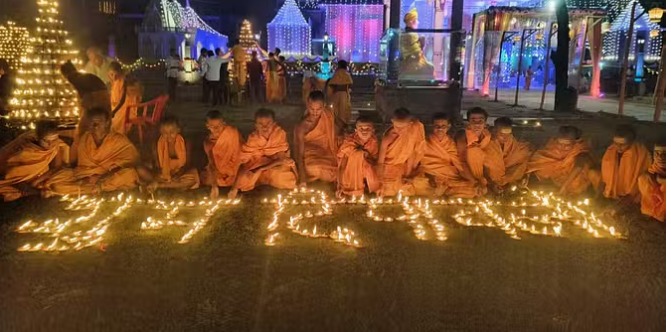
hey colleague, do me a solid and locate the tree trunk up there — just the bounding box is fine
[449,0,464,82]
[554,0,570,111]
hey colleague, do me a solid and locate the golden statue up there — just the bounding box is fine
[400,9,434,76]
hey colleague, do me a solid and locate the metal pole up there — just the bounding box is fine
[540,22,555,110]
[653,44,665,122]
[618,2,637,116]
[514,29,527,106]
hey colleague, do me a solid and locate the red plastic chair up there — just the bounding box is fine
[124,94,169,144]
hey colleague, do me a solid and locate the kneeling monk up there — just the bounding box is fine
[202,110,242,199]
[0,120,68,201]
[377,108,430,196]
[137,116,199,192]
[492,117,531,186]
[294,91,338,186]
[422,113,476,198]
[229,109,297,198]
[454,107,505,195]
[527,126,600,196]
[638,140,665,222]
[601,125,651,202]
[337,116,379,197]
[44,107,139,196]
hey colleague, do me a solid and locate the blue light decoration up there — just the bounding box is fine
[321,1,384,63]
[602,0,663,62]
[268,0,312,57]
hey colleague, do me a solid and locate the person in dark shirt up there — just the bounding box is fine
[0,59,12,115]
[247,51,264,104]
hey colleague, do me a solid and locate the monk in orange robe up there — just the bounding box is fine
[201,110,242,199]
[294,91,338,186]
[638,141,665,222]
[527,126,600,196]
[0,121,68,201]
[264,53,281,103]
[601,125,651,202]
[454,108,505,195]
[136,116,199,192]
[229,109,297,198]
[377,108,430,197]
[492,117,532,187]
[421,113,477,198]
[109,61,143,134]
[337,116,379,197]
[328,60,354,133]
[43,107,139,196]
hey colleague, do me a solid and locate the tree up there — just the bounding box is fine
[554,0,570,112]
[10,0,80,124]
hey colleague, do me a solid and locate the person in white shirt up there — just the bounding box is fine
[202,50,225,106]
[166,49,182,101]
[84,47,114,86]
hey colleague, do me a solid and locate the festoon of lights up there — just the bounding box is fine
[8,0,81,125]
[602,0,663,62]
[267,0,311,57]
[0,21,32,71]
[15,193,241,253]
[322,2,384,63]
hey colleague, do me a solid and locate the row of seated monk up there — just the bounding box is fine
[0,91,665,222]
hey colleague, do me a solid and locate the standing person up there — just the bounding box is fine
[198,48,209,102]
[265,52,280,103]
[247,51,264,104]
[230,39,248,93]
[84,47,114,86]
[0,120,68,201]
[109,61,143,134]
[215,48,230,106]
[277,56,287,103]
[638,140,665,222]
[201,110,242,199]
[524,66,533,90]
[202,50,225,106]
[0,59,12,115]
[328,60,354,133]
[294,91,338,186]
[166,49,181,102]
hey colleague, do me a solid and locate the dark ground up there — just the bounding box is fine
[0,75,665,331]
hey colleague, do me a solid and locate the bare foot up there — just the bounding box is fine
[227,188,238,199]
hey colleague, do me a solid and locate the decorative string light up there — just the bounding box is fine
[323,3,383,63]
[0,21,32,70]
[7,0,81,124]
[268,0,311,57]
[602,0,663,62]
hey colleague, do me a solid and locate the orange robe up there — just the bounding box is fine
[156,134,199,189]
[459,129,505,187]
[422,134,476,198]
[264,60,281,103]
[601,142,651,200]
[299,111,338,183]
[328,69,353,128]
[380,120,430,196]
[337,133,379,196]
[110,77,143,134]
[203,126,241,187]
[45,132,139,195]
[0,133,67,201]
[497,135,532,185]
[638,161,665,222]
[236,124,297,191]
[527,138,598,195]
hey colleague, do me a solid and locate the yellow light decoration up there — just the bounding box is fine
[0,21,32,70]
[650,29,660,38]
[648,7,665,24]
[8,0,81,125]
